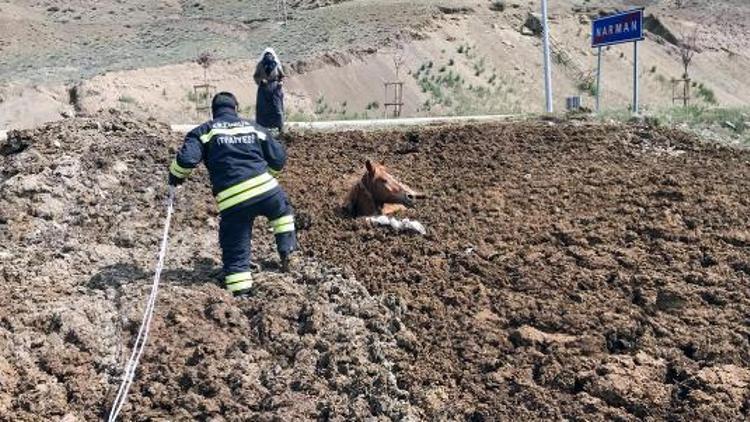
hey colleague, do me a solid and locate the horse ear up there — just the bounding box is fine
[365,159,375,176]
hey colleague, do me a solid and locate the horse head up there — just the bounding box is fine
[343,160,424,217]
[362,160,422,209]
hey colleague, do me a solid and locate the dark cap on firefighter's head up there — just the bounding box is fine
[211,92,239,116]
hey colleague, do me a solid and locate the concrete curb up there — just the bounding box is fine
[171,114,519,134]
[0,115,520,141]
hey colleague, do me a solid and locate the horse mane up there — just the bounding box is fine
[343,175,380,217]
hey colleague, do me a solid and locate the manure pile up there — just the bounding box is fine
[1,113,749,420]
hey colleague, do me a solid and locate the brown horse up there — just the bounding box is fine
[344,160,422,217]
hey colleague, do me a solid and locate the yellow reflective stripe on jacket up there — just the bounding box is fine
[218,179,279,211]
[268,168,280,177]
[270,215,295,234]
[216,173,274,202]
[170,160,192,179]
[225,272,253,292]
[216,174,279,212]
[199,126,268,144]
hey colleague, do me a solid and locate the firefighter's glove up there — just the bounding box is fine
[168,173,185,187]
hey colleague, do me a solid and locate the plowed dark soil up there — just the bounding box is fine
[285,121,750,420]
[1,113,749,421]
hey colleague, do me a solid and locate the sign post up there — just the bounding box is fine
[541,0,553,113]
[591,9,645,114]
[596,46,602,113]
[633,41,640,114]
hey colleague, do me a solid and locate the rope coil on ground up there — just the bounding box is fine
[107,186,176,421]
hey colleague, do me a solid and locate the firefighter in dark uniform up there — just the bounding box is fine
[168,92,296,296]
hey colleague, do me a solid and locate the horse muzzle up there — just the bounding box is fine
[403,193,417,208]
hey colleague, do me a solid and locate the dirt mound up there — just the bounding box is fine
[2,115,750,420]
[0,113,416,420]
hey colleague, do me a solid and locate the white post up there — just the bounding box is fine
[596,46,602,113]
[633,41,639,114]
[541,0,553,113]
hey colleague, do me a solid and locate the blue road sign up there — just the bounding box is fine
[591,9,644,48]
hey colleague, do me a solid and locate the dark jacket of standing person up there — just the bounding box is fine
[254,48,285,131]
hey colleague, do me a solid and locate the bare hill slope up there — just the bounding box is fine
[1,0,749,127]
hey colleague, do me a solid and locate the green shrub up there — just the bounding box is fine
[577,80,597,97]
[696,83,717,105]
[490,1,505,12]
[314,95,328,114]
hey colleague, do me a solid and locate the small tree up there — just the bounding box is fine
[196,51,215,85]
[678,29,699,79]
[194,51,216,118]
[392,42,405,80]
[276,0,288,24]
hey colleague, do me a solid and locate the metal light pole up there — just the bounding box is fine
[541,0,553,113]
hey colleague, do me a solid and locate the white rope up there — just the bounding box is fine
[107,186,176,421]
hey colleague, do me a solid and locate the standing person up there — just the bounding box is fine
[254,47,285,133]
[168,92,297,296]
